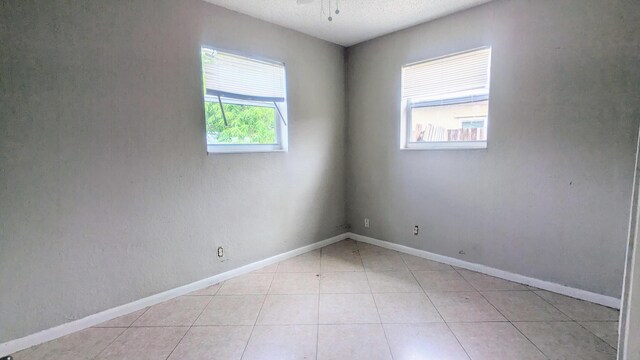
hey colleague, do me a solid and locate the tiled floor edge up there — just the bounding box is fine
[0,232,349,357]
[347,232,621,310]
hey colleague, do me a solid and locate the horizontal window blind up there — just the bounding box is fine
[402,47,491,100]
[202,48,286,102]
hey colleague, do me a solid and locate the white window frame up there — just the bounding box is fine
[400,47,491,151]
[201,47,288,154]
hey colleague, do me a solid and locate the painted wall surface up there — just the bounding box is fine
[0,0,346,343]
[346,0,640,298]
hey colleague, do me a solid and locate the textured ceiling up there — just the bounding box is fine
[204,0,493,47]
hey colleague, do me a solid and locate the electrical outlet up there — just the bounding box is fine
[364,218,370,228]
[413,225,419,236]
[217,246,224,258]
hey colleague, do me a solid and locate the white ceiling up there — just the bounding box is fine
[204,0,492,47]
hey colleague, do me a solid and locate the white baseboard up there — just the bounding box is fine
[0,232,348,357]
[348,232,621,309]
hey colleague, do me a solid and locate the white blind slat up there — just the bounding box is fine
[202,48,286,100]
[402,48,491,100]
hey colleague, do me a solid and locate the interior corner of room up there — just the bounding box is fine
[1,0,640,359]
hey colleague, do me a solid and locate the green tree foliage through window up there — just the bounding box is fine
[202,50,278,145]
[204,101,276,144]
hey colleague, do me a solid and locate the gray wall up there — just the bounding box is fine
[346,0,640,298]
[0,0,346,343]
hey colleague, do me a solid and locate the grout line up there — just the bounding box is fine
[164,294,216,360]
[450,267,551,360]
[238,270,275,360]
[404,255,473,360]
[92,305,152,359]
[363,267,395,360]
[92,328,128,359]
[190,296,217,327]
[316,264,321,359]
[24,240,620,359]
[529,290,619,353]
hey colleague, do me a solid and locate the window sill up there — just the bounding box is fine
[207,144,287,154]
[402,141,487,151]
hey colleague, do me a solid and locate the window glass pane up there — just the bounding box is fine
[201,47,287,152]
[205,100,277,145]
[401,47,491,149]
[410,100,488,142]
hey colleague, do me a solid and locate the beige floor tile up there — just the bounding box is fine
[374,293,443,323]
[253,263,279,273]
[194,295,264,325]
[320,293,380,324]
[356,242,394,255]
[269,272,320,294]
[449,322,546,360]
[579,321,619,349]
[188,283,222,296]
[256,294,318,325]
[20,243,624,360]
[322,239,358,256]
[243,325,317,360]
[456,269,528,291]
[400,254,453,271]
[366,271,422,293]
[318,324,392,360]
[413,270,475,292]
[320,271,371,293]
[361,252,408,271]
[321,252,364,272]
[217,273,274,295]
[384,323,469,360]
[428,292,506,322]
[14,328,125,360]
[482,291,569,321]
[132,296,211,326]
[277,250,321,273]
[359,247,403,258]
[95,308,148,328]
[97,327,188,360]
[534,290,620,321]
[167,326,252,360]
[514,321,617,360]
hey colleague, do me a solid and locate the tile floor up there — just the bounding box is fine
[13,239,620,359]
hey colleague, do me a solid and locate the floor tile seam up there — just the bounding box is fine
[93,306,153,359]
[529,290,611,324]
[239,269,276,360]
[162,294,217,360]
[451,267,551,360]
[315,280,320,360]
[576,319,621,348]
[363,265,396,360]
[90,327,129,360]
[534,294,619,353]
[163,325,191,360]
[404,261,473,360]
[189,294,217,328]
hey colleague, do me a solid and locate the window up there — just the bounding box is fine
[401,47,491,150]
[201,47,288,153]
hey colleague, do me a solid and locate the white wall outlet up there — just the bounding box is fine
[217,246,224,257]
[413,225,419,236]
[364,218,370,228]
